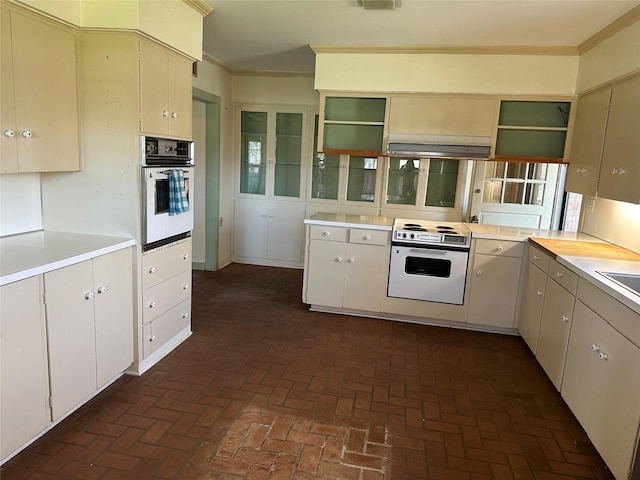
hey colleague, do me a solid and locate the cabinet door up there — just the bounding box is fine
[93,249,133,388]
[167,52,192,139]
[343,243,386,312]
[597,76,640,204]
[4,10,79,172]
[518,262,547,353]
[468,254,522,328]
[562,301,640,480]
[305,239,347,308]
[564,88,610,196]
[0,9,18,173]
[233,197,268,259]
[45,261,97,421]
[143,299,191,358]
[536,279,574,390]
[267,202,306,262]
[0,277,50,461]
[139,41,170,136]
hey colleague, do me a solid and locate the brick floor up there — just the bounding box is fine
[1,263,616,479]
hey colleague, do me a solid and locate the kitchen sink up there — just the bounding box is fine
[598,272,640,296]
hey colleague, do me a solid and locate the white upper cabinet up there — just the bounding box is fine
[1,8,80,173]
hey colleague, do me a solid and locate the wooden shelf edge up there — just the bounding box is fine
[492,155,568,164]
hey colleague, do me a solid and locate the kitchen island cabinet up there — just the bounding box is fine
[0,276,50,463]
[0,6,79,173]
[45,248,133,420]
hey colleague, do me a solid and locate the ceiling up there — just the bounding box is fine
[201,0,639,74]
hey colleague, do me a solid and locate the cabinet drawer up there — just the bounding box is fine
[142,238,192,289]
[142,299,191,358]
[349,228,389,246]
[309,225,348,242]
[528,245,550,273]
[547,259,578,295]
[475,239,524,257]
[142,270,191,324]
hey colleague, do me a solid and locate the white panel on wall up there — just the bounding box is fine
[582,196,640,254]
[0,174,43,236]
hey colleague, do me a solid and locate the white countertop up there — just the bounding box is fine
[466,223,602,242]
[0,231,135,286]
[304,212,394,231]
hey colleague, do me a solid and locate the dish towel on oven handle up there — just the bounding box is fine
[169,169,189,216]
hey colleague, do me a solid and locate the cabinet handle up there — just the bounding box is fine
[149,301,157,309]
[619,168,626,175]
[561,315,569,322]
[555,271,563,278]
[97,286,107,294]
[364,235,372,240]
[182,283,189,290]
[496,246,503,251]
[591,344,600,352]
[323,231,331,236]
[336,257,343,262]
[476,270,482,276]
[348,258,355,263]
[4,130,15,138]
[22,130,32,138]
[537,290,543,296]
[183,253,190,260]
[182,312,189,319]
[150,335,157,342]
[85,292,94,300]
[533,255,539,260]
[598,352,608,361]
[149,266,156,273]
[163,111,169,117]
[171,112,178,119]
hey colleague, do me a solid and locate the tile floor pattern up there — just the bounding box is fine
[1,264,616,479]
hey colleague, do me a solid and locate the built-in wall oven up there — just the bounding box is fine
[141,136,194,251]
[388,218,471,305]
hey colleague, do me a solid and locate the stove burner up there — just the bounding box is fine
[404,223,422,228]
[404,226,428,231]
[436,225,454,230]
[438,230,459,234]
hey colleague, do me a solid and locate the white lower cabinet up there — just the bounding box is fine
[519,261,547,352]
[304,225,389,312]
[0,276,50,462]
[45,248,133,420]
[562,297,640,480]
[140,238,192,362]
[467,239,524,328]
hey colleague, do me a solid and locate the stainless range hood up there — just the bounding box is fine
[386,133,492,160]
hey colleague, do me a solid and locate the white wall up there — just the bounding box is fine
[233,75,318,106]
[0,174,42,236]
[582,197,640,255]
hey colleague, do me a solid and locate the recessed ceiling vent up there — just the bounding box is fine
[357,0,399,10]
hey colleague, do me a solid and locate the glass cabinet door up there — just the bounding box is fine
[274,112,303,198]
[310,115,340,200]
[386,158,419,205]
[347,156,378,203]
[425,159,459,207]
[240,111,267,195]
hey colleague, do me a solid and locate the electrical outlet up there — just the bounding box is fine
[585,197,596,212]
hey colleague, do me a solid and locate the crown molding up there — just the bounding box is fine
[201,53,314,77]
[310,45,579,56]
[183,0,213,16]
[578,4,640,54]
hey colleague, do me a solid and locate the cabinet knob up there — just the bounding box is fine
[364,235,372,240]
[182,283,189,290]
[348,258,355,263]
[183,253,190,260]
[149,266,156,273]
[150,335,156,342]
[533,255,539,260]
[149,301,157,309]
[171,112,178,119]
[4,130,15,138]
[21,130,32,138]
[537,290,543,296]
[182,312,189,319]
[581,168,587,173]
[598,352,608,361]
[476,270,482,276]
[496,246,503,251]
[97,286,107,294]
[555,271,563,278]
[561,315,569,322]
[619,168,626,175]
[336,257,343,262]
[85,292,94,300]
[163,111,170,117]
[591,344,600,352]
[323,231,331,236]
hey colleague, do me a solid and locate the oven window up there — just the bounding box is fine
[155,178,189,215]
[405,256,451,278]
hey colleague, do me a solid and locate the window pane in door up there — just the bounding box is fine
[274,112,303,197]
[482,180,503,203]
[240,111,267,195]
[503,182,524,204]
[425,160,459,207]
[525,183,545,205]
[311,115,340,200]
[387,158,419,205]
[347,156,377,202]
